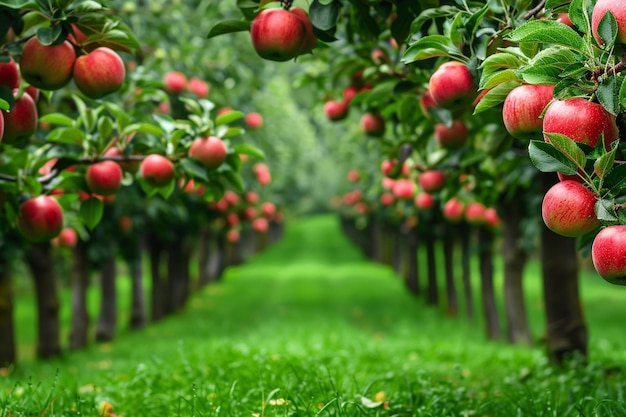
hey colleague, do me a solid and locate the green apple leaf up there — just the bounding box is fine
[0,1,38,7]
[473,81,519,115]
[72,1,105,13]
[603,164,626,190]
[222,170,245,193]
[36,25,62,45]
[39,113,76,127]
[528,140,578,174]
[310,0,340,31]
[155,178,175,199]
[595,199,618,222]
[479,52,525,88]
[122,123,164,136]
[207,19,250,39]
[80,197,103,230]
[402,35,464,63]
[235,143,265,160]
[506,20,585,51]
[46,128,86,145]
[215,110,244,125]
[409,5,458,34]
[0,85,15,111]
[543,132,586,169]
[521,47,577,85]
[597,10,618,47]
[594,146,616,180]
[480,69,521,90]
[179,157,209,182]
[597,75,623,116]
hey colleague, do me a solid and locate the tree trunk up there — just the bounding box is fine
[166,234,191,313]
[459,223,474,319]
[147,238,164,321]
[381,222,394,267]
[368,216,382,262]
[95,253,117,342]
[69,243,90,350]
[256,231,268,253]
[215,234,228,280]
[405,229,420,295]
[268,221,284,243]
[128,254,146,330]
[502,192,532,346]
[198,228,213,287]
[0,257,15,366]
[442,225,458,316]
[424,234,439,306]
[25,243,61,359]
[540,172,588,364]
[477,227,500,340]
[392,226,405,276]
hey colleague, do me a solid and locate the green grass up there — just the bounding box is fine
[2,215,626,416]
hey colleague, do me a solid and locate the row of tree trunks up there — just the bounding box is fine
[95,252,117,342]
[0,255,15,366]
[69,243,90,350]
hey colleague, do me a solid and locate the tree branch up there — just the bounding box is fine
[523,0,546,20]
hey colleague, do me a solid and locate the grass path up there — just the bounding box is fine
[3,215,626,416]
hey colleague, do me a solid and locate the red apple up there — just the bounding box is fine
[434,119,469,149]
[291,7,317,54]
[244,207,257,219]
[381,159,396,176]
[73,47,126,99]
[86,161,123,196]
[343,86,359,104]
[17,195,64,242]
[246,191,259,204]
[53,227,77,248]
[420,90,438,118]
[415,192,435,210]
[591,225,626,285]
[484,207,502,228]
[503,84,554,140]
[188,77,209,98]
[25,86,39,102]
[140,154,175,187]
[361,112,385,137]
[118,216,132,232]
[2,91,38,144]
[592,0,626,45]
[371,48,388,65]
[418,170,446,193]
[227,229,240,242]
[257,171,272,186]
[355,202,368,215]
[392,179,415,199]
[250,8,307,62]
[0,57,19,90]
[217,107,233,116]
[188,136,227,169]
[227,213,240,226]
[382,177,396,190]
[224,191,240,205]
[262,202,276,217]
[245,112,263,129]
[380,193,395,206]
[541,180,600,237]
[543,98,619,149]
[557,13,574,27]
[465,202,487,225]
[20,37,76,90]
[347,169,360,182]
[428,61,477,110]
[164,71,187,93]
[443,198,465,222]
[324,100,349,121]
[252,217,269,233]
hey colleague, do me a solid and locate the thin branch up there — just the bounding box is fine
[523,0,546,20]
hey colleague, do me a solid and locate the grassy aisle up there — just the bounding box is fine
[2,215,626,416]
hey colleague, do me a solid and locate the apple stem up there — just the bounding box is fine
[591,54,626,82]
[281,0,293,10]
[523,0,546,20]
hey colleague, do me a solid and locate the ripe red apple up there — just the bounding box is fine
[324,100,348,121]
[503,84,554,140]
[25,86,40,102]
[250,8,307,62]
[371,48,388,65]
[355,202,368,215]
[262,202,276,217]
[2,91,38,144]
[428,61,477,110]
[465,202,487,225]
[17,195,64,242]
[380,193,395,206]
[382,177,396,190]
[381,159,396,176]
[591,225,626,285]
[361,112,385,137]
[224,191,240,205]
[188,77,209,98]
[227,213,240,226]
[291,7,317,54]
[347,169,360,182]
[434,119,469,149]
[73,47,126,99]
[53,227,78,248]
[20,37,76,90]
[541,180,600,237]
[557,13,574,27]
[543,98,619,149]
[415,192,435,210]
[140,154,175,187]
[86,161,123,196]
[244,207,257,219]
[252,217,269,233]
[0,57,19,90]
[443,198,465,222]
[343,86,359,104]
[484,207,502,228]
[246,191,259,204]
[118,216,132,232]
[420,90,438,118]
[418,170,446,193]
[245,112,263,129]
[188,136,227,169]
[592,0,626,45]
[392,179,415,199]
[164,71,187,93]
[257,171,271,185]
[227,229,240,243]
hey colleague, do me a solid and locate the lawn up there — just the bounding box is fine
[2,215,626,416]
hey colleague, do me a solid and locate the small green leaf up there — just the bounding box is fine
[597,75,622,116]
[595,199,618,222]
[36,25,62,45]
[97,116,114,143]
[597,10,618,47]
[39,113,75,127]
[481,69,521,90]
[46,128,86,145]
[179,157,209,182]
[309,0,340,31]
[543,132,586,169]
[235,143,265,160]
[409,5,458,34]
[594,147,616,180]
[215,110,244,125]
[80,197,103,230]
[122,122,164,136]
[603,163,626,190]
[207,19,251,39]
[473,81,520,114]
[222,170,244,192]
[402,35,463,63]
[506,20,585,51]
[528,140,578,174]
